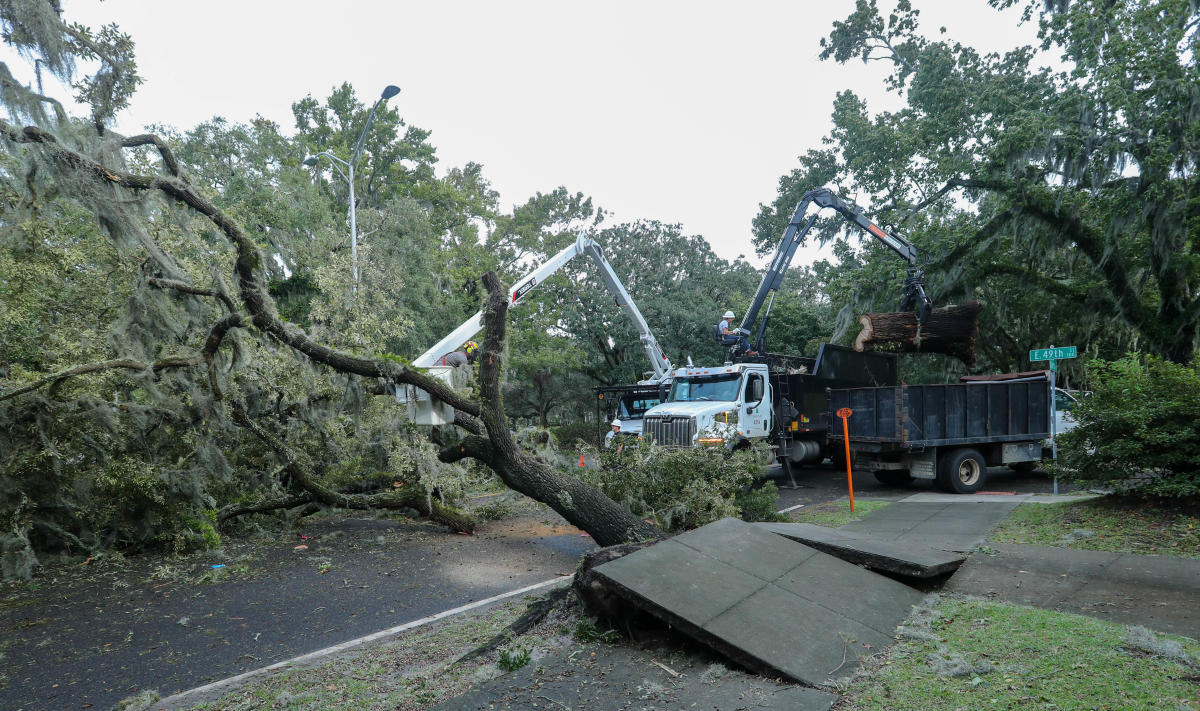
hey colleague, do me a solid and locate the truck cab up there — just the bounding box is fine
[642,363,773,449]
[593,383,670,445]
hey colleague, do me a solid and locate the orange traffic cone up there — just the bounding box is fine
[578,454,585,467]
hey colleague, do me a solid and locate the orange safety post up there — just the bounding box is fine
[837,407,855,512]
[579,454,586,468]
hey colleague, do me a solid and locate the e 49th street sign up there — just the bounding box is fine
[1030,346,1077,362]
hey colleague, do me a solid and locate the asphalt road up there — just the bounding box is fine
[768,458,1077,511]
[0,511,596,711]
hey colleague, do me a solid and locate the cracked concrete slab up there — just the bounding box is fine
[592,518,924,687]
[757,522,966,579]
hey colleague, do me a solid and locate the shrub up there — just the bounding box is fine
[550,421,597,450]
[1055,354,1200,497]
[580,439,772,532]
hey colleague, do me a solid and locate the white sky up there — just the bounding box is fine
[18,1,1040,265]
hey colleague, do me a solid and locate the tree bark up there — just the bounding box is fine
[437,272,663,547]
[854,301,982,367]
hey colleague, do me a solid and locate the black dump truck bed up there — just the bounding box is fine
[828,374,1051,449]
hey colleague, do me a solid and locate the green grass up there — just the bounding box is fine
[189,596,546,710]
[991,496,1200,557]
[842,596,1200,711]
[790,499,890,528]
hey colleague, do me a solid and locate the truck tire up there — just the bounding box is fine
[938,448,987,494]
[873,470,914,487]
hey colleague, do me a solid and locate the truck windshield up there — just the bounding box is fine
[618,395,661,419]
[668,374,742,402]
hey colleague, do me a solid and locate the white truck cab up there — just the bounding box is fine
[641,363,773,449]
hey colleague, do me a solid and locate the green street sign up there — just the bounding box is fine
[1029,346,1077,362]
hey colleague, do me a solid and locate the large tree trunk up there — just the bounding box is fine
[854,301,982,367]
[438,272,663,547]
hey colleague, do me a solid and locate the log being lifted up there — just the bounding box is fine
[854,301,982,367]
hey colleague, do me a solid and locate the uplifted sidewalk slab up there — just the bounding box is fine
[592,517,924,687]
[757,521,966,579]
[839,500,1019,552]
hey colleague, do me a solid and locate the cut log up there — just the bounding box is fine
[854,301,982,367]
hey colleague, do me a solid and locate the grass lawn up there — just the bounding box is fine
[791,499,890,527]
[841,596,1200,711]
[990,496,1200,557]
[183,594,566,711]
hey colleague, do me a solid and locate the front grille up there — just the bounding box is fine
[643,415,696,446]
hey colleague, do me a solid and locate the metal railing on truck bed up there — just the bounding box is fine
[828,375,1052,448]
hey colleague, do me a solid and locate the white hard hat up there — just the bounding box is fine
[611,418,622,427]
[723,310,734,319]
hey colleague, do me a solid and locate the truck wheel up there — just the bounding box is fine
[873,470,914,487]
[938,448,987,494]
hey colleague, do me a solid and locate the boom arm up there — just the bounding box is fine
[413,235,673,383]
[737,187,932,354]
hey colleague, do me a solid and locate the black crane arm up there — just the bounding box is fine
[735,187,932,355]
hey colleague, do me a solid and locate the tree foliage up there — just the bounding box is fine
[1057,354,1200,497]
[757,0,1200,375]
[0,1,732,578]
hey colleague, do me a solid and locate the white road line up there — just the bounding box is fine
[154,575,572,708]
[776,503,806,514]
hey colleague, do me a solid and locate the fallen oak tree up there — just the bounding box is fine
[0,117,664,548]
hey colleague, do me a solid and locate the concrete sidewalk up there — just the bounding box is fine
[839,499,1020,552]
[946,543,1200,639]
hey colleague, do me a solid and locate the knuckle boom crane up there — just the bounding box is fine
[734,187,933,357]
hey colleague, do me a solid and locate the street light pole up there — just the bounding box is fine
[303,84,401,292]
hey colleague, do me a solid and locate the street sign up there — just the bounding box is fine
[1029,346,1077,362]
[836,407,853,419]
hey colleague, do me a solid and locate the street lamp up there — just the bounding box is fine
[303,84,401,291]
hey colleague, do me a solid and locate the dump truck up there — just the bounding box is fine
[641,344,897,482]
[827,371,1055,494]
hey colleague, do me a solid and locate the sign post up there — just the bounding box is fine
[837,407,855,512]
[1029,346,1077,495]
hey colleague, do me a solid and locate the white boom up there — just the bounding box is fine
[412,234,673,384]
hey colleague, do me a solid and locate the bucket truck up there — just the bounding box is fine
[397,234,673,426]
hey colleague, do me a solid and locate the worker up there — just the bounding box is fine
[604,418,621,448]
[439,340,479,367]
[600,420,628,451]
[717,310,753,353]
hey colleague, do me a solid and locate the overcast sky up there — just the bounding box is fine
[20,1,1040,265]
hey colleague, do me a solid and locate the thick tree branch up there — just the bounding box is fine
[1,313,243,402]
[120,134,185,179]
[229,401,475,533]
[148,277,236,312]
[1,358,190,401]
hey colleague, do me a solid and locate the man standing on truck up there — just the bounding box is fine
[718,310,753,354]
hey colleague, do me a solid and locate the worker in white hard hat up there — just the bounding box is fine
[604,418,622,449]
[717,309,753,353]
